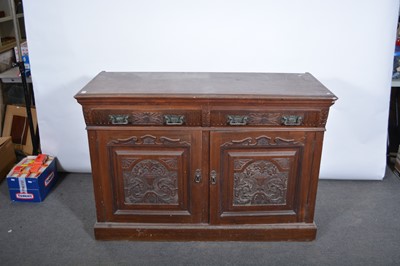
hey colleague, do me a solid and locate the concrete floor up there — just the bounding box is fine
[0,168,399,265]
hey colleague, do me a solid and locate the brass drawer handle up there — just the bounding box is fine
[164,114,185,125]
[227,115,248,126]
[109,114,129,125]
[281,115,303,126]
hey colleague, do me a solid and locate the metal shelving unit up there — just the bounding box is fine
[0,0,38,155]
[0,0,25,53]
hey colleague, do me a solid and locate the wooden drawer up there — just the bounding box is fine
[83,106,202,126]
[210,108,327,127]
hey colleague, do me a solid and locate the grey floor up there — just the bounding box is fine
[0,168,400,266]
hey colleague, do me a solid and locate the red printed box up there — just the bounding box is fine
[7,155,58,202]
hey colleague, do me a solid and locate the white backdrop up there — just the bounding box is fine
[22,0,399,179]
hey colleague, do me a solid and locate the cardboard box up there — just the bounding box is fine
[2,105,38,155]
[7,155,58,202]
[0,136,16,182]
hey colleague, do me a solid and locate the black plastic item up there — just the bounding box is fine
[3,84,25,105]
[16,62,38,155]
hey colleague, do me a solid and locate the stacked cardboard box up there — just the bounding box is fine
[0,136,16,181]
[1,105,37,155]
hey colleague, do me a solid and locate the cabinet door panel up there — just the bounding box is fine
[112,148,187,209]
[210,130,310,225]
[96,129,206,223]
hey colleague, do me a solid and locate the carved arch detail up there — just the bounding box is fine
[108,135,190,146]
[221,135,305,148]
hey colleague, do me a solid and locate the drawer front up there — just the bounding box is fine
[210,108,327,127]
[83,107,202,126]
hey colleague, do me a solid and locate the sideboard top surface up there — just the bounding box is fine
[75,72,337,101]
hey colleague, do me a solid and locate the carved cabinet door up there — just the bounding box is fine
[94,129,207,224]
[209,130,314,225]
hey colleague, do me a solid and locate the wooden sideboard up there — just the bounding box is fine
[75,72,337,241]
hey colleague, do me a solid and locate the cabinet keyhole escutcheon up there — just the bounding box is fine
[210,170,217,185]
[194,169,202,183]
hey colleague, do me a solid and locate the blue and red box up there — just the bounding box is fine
[6,155,58,202]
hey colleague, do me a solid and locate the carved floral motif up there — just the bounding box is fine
[233,160,288,206]
[160,158,178,170]
[123,159,178,204]
[131,112,163,125]
[234,159,253,170]
[121,159,138,169]
[272,158,290,170]
[246,113,281,125]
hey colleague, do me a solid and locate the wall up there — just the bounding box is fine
[22,0,399,179]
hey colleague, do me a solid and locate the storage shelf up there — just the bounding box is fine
[0,15,12,23]
[0,66,31,83]
[0,41,16,53]
[0,14,22,22]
